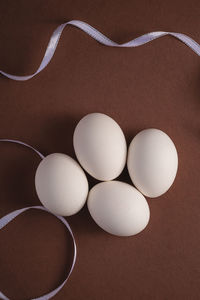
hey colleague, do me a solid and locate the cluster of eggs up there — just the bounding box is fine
[35,113,178,237]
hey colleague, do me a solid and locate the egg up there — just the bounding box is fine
[73,113,127,181]
[35,153,89,216]
[87,181,150,236]
[127,128,178,198]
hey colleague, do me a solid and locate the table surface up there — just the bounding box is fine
[0,1,200,299]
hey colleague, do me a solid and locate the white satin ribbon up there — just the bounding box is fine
[0,139,44,159]
[0,139,77,300]
[0,20,200,81]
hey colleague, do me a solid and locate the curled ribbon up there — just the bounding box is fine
[0,139,77,300]
[0,20,200,81]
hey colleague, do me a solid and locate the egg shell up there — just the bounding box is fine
[87,181,150,236]
[127,128,178,198]
[35,153,89,216]
[73,113,127,181]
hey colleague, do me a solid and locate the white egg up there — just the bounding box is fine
[127,128,178,198]
[35,153,89,216]
[73,113,127,181]
[87,181,150,236]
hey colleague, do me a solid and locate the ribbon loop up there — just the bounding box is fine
[0,139,76,300]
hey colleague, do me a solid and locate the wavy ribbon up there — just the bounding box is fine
[0,20,200,81]
[0,139,77,300]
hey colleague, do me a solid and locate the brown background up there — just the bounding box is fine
[0,0,200,299]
